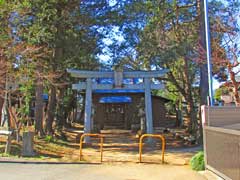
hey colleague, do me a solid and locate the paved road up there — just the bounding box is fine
[0,162,205,180]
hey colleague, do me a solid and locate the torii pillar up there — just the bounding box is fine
[84,78,92,142]
[144,78,153,135]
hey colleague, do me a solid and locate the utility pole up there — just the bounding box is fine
[204,0,214,106]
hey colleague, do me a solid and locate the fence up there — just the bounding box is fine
[202,106,240,180]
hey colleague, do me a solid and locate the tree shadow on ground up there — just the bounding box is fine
[0,141,21,156]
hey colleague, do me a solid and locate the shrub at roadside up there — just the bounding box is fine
[190,151,205,171]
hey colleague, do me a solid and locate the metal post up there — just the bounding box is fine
[204,0,214,106]
[139,134,165,163]
[100,136,103,162]
[79,133,104,162]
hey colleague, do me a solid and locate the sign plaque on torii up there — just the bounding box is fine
[67,69,168,142]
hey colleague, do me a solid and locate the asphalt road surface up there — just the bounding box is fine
[0,162,206,180]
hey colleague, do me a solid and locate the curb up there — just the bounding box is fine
[198,170,224,180]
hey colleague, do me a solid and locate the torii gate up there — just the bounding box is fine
[67,69,168,141]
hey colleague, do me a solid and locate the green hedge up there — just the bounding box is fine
[190,151,205,171]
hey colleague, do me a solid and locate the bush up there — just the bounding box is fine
[190,151,205,171]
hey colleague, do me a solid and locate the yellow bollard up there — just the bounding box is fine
[79,133,104,162]
[139,134,165,163]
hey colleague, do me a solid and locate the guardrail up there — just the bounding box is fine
[79,133,104,162]
[139,134,165,163]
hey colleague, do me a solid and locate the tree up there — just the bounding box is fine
[131,0,200,133]
[0,0,14,125]
[13,0,100,135]
[214,86,228,101]
[117,0,240,136]
[210,8,240,105]
[11,0,121,135]
[196,0,240,106]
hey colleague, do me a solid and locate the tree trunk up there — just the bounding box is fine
[0,97,4,125]
[187,98,197,133]
[56,87,65,129]
[35,66,44,136]
[45,85,56,135]
[66,92,76,125]
[183,57,198,133]
[0,59,6,125]
[166,62,197,132]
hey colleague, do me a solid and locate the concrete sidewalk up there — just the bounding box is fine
[0,162,206,180]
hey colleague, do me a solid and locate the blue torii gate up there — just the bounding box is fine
[67,69,168,142]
